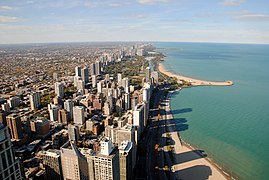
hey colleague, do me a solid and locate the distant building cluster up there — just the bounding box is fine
[0,42,159,179]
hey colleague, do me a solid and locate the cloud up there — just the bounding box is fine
[221,0,246,6]
[0,16,20,23]
[0,5,13,10]
[137,0,170,5]
[231,11,269,21]
[109,3,122,7]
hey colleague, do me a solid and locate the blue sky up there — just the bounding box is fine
[0,0,269,44]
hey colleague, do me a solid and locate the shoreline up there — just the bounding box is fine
[165,91,235,180]
[158,63,233,86]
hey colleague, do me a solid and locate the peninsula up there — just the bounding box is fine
[158,63,233,86]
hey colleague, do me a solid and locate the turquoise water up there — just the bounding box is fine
[155,42,269,180]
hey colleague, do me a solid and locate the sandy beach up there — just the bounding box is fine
[163,93,229,180]
[158,63,233,86]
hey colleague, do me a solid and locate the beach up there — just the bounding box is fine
[163,92,229,180]
[158,63,233,86]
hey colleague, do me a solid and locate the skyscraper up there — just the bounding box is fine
[91,75,97,88]
[61,142,88,180]
[145,67,150,83]
[117,73,122,86]
[81,67,89,84]
[119,141,134,180]
[73,106,85,125]
[95,61,101,75]
[48,104,60,122]
[75,66,81,77]
[64,99,74,120]
[55,82,64,98]
[29,92,41,110]
[42,149,63,180]
[94,139,120,180]
[90,63,96,76]
[6,114,23,140]
[58,109,69,125]
[0,123,23,180]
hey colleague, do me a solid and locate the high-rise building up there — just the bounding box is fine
[95,61,101,75]
[90,63,96,76]
[73,106,85,125]
[42,149,63,180]
[68,124,80,143]
[77,79,85,91]
[7,96,20,108]
[91,75,97,88]
[0,123,23,180]
[145,67,150,83]
[117,73,122,86]
[75,66,81,77]
[94,139,120,180]
[81,67,89,84]
[117,124,135,145]
[97,81,102,94]
[133,104,145,139]
[136,49,144,56]
[58,109,69,125]
[73,76,81,87]
[6,114,23,140]
[61,142,88,180]
[119,141,134,180]
[64,99,74,120]
[48,104,60,122]
[124,93,130,110]
[53,72,58,80]
[29,92,41,110]
[55,82,64,98]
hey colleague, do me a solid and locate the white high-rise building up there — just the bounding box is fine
[117,73,122,86]
[0,123,23,180]
[124,93,130,110]
[73,106,85,125]
[75,66,81,77]
[97,81,102,93]
[55,82,64,98]
[30,92,41,110]
[100,138,114,156]
[48,104,60,121]
[145,67,150,83]
[94,139,120,180]
[91,75,97,88]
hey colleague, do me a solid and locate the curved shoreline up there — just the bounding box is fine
[165,91,232,180]
[158,63,233,86]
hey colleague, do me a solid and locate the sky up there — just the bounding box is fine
[0,0,269,44]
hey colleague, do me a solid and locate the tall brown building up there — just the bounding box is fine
[6,114,23,140]
[58,109,68,125]
[42,149,63,180]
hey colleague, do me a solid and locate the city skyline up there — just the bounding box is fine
[0,0,269,44]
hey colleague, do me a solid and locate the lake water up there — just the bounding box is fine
[155,42,269,180]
